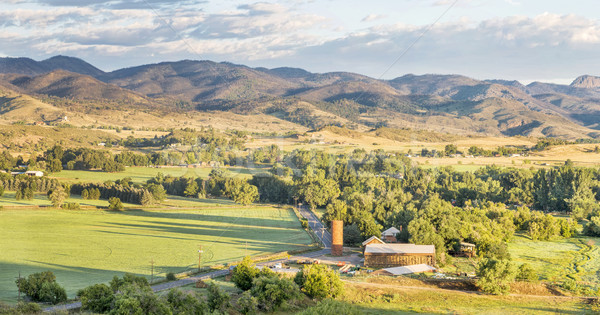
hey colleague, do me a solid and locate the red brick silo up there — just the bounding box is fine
[331,220,343,256]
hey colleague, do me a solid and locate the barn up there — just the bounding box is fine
[381,227,401,243]
[361,236,385,247]
[363,243,436,268]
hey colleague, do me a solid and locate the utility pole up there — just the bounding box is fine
[150,259,155,284]
[198,245,203,272]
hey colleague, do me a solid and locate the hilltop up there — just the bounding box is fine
[0,55,600,139]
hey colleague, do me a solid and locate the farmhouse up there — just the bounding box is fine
[362,236,385,247]
[381,227,401,243]
[364,243,436,268]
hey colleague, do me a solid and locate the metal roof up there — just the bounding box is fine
[382,227,401,236]
[364,243,435,254]
[381,264,436,275]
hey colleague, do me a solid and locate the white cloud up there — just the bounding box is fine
[361,14,387,22]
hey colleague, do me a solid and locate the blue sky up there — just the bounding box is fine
[1,0,599,83]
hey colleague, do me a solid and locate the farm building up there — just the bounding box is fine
[457,241,476,257]
[364,243,435,268]
[362,236,385,247]
[381,227,401,243]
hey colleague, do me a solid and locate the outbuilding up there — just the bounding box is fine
[364,243,436,268]
[361,236,385,247]
[381,227,401,243]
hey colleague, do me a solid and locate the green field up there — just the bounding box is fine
[50,166,260,184]
[0,206,312,303]
[509,234,600,284]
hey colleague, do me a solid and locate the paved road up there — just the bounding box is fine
[45,206,330,312]
[297,206,332,248]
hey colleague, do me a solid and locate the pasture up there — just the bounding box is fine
[0,205,312,302]
[50,165,258,184]
[509,234,600,284]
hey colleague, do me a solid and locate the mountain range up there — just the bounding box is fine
[1,55,600,139]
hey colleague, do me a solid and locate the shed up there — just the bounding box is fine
[458,242,476,257]
[381,227,401,243]
[25,171,44,177]
[364,243,435,268]
[362,236,385,247]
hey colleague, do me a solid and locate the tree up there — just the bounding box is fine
[207,282,230,312]
[183,179,198,197]
[444,144,458,156]
[46,158,63,173]
[108,197,124,210]
[48,186,67,208]
[250,274,300,312]
[16,271,67,304]
[232,256,259,291]
[77,283,115,313]
[516,263,538,282]
[147,184,166,202]
[164,289,207,315]
[231,182,259,206]
[237,291,258,315]
[476,258,516,295]
[296,169,340,210]
[323,200,347,225]
[294,265,344,299]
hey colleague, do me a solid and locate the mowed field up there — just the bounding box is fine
[50,166,258,184]
[0,205,312,303]
[509,234,600,284]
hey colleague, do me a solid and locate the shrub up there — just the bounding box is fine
[294,265,344,299]
[251,274,300,311]
[516,263,538,282]
[77,283,115,313]
[15,271,67,304]
[232,256,258,291]
[61,202,80,210]
[207,282,230,312]
[166,273,177,281]
[237,291,258,315]
[164,289,207,314]
[108,197,124,210]
[109,274,149,292]
[476,258,516,295]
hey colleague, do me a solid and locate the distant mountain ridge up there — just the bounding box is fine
[0,55,599,139]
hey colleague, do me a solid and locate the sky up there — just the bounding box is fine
[1,0,599,83]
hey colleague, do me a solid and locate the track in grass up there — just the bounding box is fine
[0,206,312,303]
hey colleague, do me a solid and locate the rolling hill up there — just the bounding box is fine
[0,55,599,139]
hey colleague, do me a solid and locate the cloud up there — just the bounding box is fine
[361,14,387,22]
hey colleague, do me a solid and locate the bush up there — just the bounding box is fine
[516,263,538,282]
[207,282,230,312]
[237,291,258,315]
[166,272,177,281]
[109,274,149,292]
[164,289,207,314]
[15,271,67,304]
[294,265,344,299]
[77,283,115,313]
[251,274,300,311]
[476,258,516,295]
[108,197,124,210]
[61,202,80,210]
[232,256,258,291]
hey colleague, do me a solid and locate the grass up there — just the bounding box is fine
[0,192,138,208]
[509,234,600,284]
[50,166,256,184]
[342,282,590,314]
[0,206,312,303]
